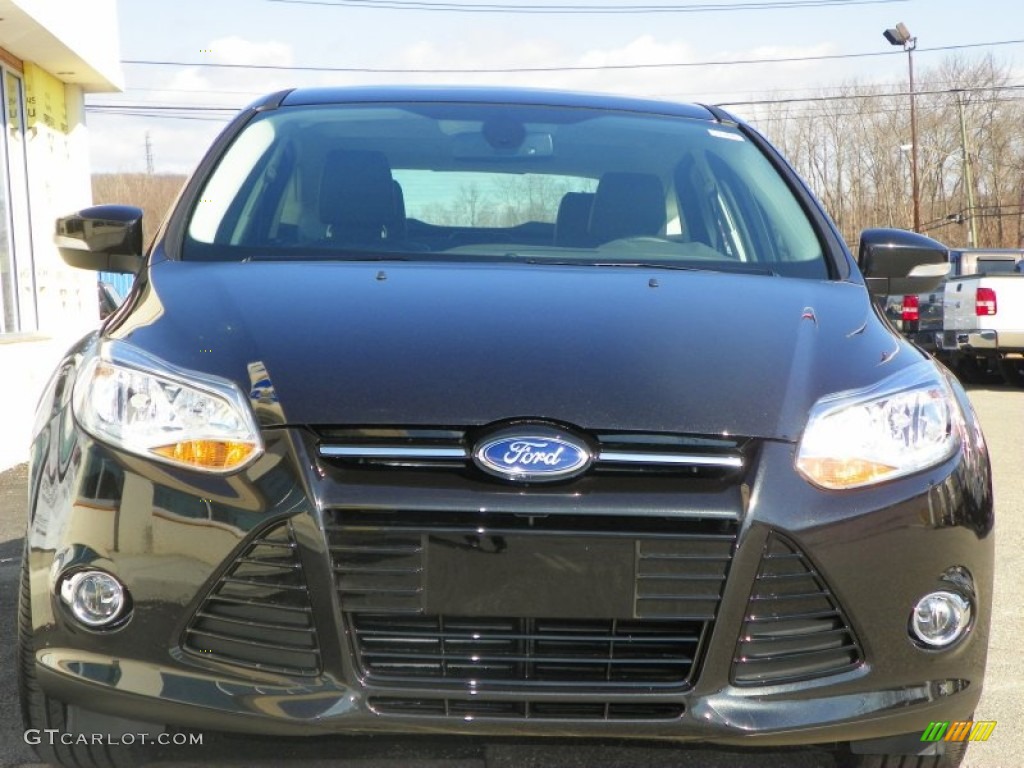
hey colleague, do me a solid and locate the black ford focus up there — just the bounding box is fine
[22,86,992,768]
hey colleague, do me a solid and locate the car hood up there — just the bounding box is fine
[112,259,915,442]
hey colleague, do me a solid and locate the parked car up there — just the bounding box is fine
[940,269,1024,386]
[24,86,992,768]
[884,247,1022,369]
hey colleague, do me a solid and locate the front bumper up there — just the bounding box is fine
[26,415,994,748]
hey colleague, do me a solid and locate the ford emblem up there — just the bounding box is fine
[473,425,592,483]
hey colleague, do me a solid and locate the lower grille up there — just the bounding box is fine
[732,533,862,685]
[182,520,320,676]
[370,697,684,721]
[352,614,702,687]
[328,510,736,691]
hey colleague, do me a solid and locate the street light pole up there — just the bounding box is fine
[884,23,920,233]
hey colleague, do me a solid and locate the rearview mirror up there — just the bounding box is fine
[858,228,950,297]
[451,131,554,159]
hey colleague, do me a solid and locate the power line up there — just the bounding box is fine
[87,104,239,112]
[267,0,905,13]
[120,38,1024,75]
[718,82,1024,107]
[85,107,233,122]
[118,76,1001,105]
[84,90,1024,127]
[745,97,1024,126]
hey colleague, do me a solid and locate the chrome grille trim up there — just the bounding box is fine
[317,434,747,473]
[319,445,469,459]
[597,450,743,468]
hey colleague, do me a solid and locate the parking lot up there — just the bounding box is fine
[1,382,1019,768]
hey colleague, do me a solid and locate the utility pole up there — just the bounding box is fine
[955,91,979,248]
[145,131,154,175]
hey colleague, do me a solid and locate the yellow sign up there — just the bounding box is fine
[23,62,69,134]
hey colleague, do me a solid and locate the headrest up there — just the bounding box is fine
[555,192,595,247]
[319,149,398,242]
[589,172,666,243]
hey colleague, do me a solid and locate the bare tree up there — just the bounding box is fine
[747,53,1024,249]
[92,173,188,247]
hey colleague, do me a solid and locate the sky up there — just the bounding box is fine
[87,0,1024,174]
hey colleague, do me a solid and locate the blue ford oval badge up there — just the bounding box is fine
[473,425,592,483]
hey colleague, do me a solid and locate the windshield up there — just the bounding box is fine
[183,102,827,278]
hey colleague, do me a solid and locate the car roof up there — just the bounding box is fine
[266,85,720,122]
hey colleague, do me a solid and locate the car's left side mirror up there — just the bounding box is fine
[857,228,951,297]
[56,205,145,274]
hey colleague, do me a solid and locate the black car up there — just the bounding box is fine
[23,86,992,768]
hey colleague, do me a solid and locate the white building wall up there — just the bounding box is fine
[28,80,97,335]
[0,2,122,471]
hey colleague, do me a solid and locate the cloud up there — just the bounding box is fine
[88,33,850,173]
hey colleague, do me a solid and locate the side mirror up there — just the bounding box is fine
[56,205,144,274]
[857,228,950,297]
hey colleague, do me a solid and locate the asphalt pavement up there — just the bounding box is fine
[1,384,1020,768]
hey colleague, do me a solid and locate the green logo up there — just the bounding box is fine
[921,721,996,743]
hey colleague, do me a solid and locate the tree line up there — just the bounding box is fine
[748,53,1024,250]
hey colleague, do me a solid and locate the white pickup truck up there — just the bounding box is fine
[941,264,1024,385]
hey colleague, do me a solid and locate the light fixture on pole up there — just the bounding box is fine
[884,22,920,233]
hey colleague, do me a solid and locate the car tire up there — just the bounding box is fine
[837,735,968,768]
[18,543,138,768]
[997,357,1024,388]
[955,356,989,385]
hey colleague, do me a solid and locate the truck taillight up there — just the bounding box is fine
[976,287,997,316]
[901,294,920,323]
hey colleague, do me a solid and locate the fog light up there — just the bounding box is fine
[59,570,127,628]
[910,591,971,647]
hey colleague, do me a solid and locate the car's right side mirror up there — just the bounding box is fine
[857,228,951,298]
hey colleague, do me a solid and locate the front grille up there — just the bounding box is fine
[369,697,684,721]
[314,426,749,479]
[732,533,862,686]
[352,615,702,686]
[327,510,736,691]
[182,521,320,676]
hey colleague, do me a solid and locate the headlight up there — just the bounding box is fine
[796,363,960,490]
[73,343,263,473]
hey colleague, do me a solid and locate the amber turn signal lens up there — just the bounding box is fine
[153,440,258,471]
[795,457,898,490]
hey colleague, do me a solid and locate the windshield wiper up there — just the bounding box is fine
[244,249,413,262]
[522,258,776,276]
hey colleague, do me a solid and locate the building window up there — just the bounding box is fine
[0,65,36,334]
